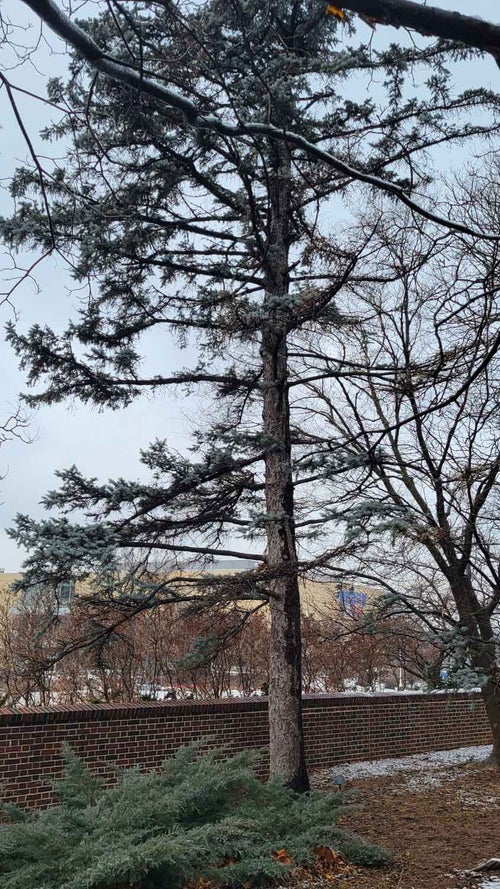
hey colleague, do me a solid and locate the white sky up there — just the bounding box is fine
[0,0,498,571]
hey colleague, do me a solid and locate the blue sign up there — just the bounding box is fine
[338,588,367,613]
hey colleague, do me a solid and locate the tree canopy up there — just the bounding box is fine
[1,0,499,782]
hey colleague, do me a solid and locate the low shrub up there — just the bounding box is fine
[0,746,389,888]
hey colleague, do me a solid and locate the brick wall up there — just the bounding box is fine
[0,692,490,810]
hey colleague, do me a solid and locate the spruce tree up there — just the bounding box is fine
[2,1,497,789]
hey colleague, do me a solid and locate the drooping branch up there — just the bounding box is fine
[328,0,500,66]
[19,0,499,240]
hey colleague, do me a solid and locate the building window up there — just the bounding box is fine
[58,580,75,605]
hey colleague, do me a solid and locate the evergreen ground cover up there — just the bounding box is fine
[0,746,388,889]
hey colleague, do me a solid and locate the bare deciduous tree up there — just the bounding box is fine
[304,176,500,760]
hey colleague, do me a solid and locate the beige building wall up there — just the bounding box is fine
[0,573,22,609]
[0,567,379,619]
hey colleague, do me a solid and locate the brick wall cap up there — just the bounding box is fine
[302,690,481,706]
[0,690,482,727]
[0,695,270,725]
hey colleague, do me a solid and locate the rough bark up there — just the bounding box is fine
[481,676,500,765]
[450,571,500,765]
[261,143,309,793]
[262,325,309,792]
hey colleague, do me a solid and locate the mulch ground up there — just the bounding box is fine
[306,761,500,889]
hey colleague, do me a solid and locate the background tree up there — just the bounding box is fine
[0,596,271,705]
[1,591,437,705]
[303,176,500,760]
[1,1,499,788]
[301,603,438,692]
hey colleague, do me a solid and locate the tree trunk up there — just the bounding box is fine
[261,141,309,792]
[481,675,500,765]
[261,325,309,792]
[452,571,500,766]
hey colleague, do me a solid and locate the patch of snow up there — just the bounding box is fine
[453,869,500,889]
[405,770,453,791]
[457,790,500,810]
[330,745,491,781]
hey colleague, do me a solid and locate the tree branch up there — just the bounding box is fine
[329,0,500,67]
[19,0,499,240]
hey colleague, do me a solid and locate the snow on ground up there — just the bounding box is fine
[325,746,498,889]
[457,789,500,810]
[331,745,491,791]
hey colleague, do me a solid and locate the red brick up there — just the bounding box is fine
[0,693,490,810]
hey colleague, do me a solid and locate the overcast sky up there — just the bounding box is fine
[0,0,498,571]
